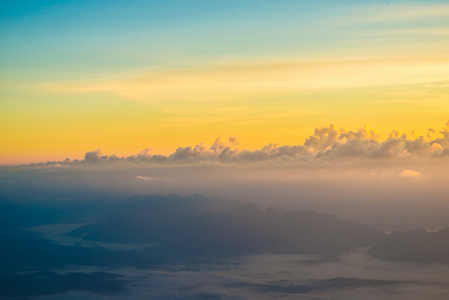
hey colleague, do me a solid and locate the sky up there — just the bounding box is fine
[1,0,449,164]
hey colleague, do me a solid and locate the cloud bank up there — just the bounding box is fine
[37,120,449,166]
[4,121,449,232]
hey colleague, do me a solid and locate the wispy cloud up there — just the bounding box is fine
[399,169,422,178]
[136,175,157,181]
[35,54,449,102]
[344,3,449,23]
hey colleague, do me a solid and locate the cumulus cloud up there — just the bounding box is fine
[84,148,104,163]
[36,120,449,166]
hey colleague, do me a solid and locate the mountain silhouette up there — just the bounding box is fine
[368,227,449,263]
[70,194,386,255]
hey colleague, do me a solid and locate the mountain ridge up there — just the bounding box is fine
[70,194,386,255]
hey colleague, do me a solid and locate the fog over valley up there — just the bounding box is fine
[2,194,449,299]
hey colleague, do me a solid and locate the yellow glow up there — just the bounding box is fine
[2,54,449,165]
[41,55,449,102]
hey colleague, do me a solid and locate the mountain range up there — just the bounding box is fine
[70,194,386,255]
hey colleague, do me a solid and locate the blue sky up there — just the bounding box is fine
[4,0,440,74]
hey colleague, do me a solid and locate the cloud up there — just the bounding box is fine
[84,148,104,163]
[34,120,449,167]
[345,3,449,24]
[399,169,422,178]
[136,176,157,181]
[40,54,449,103]
[7,122,449,232]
